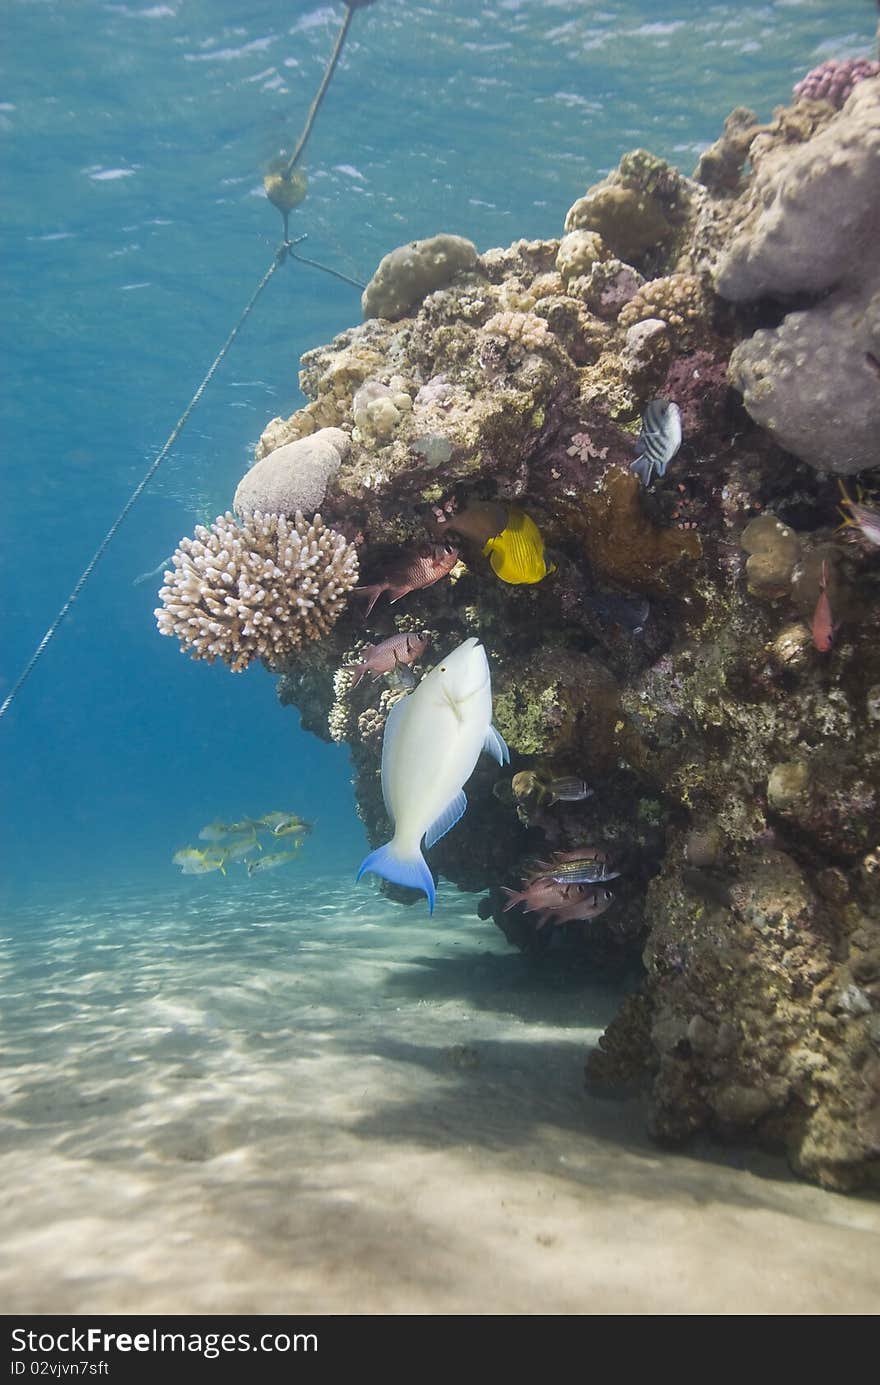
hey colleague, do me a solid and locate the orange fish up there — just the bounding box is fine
[811,560,837,653]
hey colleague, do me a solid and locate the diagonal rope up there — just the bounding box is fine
[289,244,365,289]
[0,1,376,721]
[0,244,292,722]
[284,3,357,176]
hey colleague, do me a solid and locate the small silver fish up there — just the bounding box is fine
[544,777,592,806]
[530,857,620,886]
[631,399,682,487]
[224,833,261,862]
[255,812,310,835]
[172,847,228,875]
[385,663,418,691]
[133,554,174,587]
[198,819,230,842]
[246,848,301,876]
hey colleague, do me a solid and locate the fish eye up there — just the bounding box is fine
[440,665,447,672]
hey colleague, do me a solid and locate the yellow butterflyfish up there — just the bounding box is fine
[482,507,556,585]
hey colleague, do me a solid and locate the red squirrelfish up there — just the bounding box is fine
[535,888,614,929]
[349,630,430,688]
[811,560,837,654]
[501,879,588,913]
[356,543,459,617]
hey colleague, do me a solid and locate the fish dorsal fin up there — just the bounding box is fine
[482,724,510,765]
[424,790,467,849]
[380,694,410,814]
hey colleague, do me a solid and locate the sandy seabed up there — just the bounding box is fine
[0,875,878,1316]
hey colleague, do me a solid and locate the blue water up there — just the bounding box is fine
[2,0,880,1320]
[2,0,874,905]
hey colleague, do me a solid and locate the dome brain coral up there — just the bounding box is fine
[155,511,359,673]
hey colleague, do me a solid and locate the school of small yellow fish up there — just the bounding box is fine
[172,813,312,878]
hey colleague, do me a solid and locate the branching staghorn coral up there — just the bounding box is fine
[155,510,358,673]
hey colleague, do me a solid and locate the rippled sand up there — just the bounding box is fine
[1,877,878,1315]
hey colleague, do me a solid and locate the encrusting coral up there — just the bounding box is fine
[155,511,358,672]
[245,59,880,1191]
[716,77,880,475]
[233,428,350,518]
[361,234,478,321]
[618,273,709,351]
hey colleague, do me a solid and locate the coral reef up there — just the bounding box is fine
[255,70,880,1190]
[351,379,413,443]
[793,58,880,110]
[155,511,358,672]
[564,150,696,267]
[233,428,349,518]
[361,234,478,321]
[715,78,880,475]
[618,273,710,351]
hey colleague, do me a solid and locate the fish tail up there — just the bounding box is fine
[357,841,436,914]
[630,455,654,487]
[349,663,366,688]
[501,886,525,911]
[355,584,384,617]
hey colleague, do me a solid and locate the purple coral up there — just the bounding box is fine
[793,58,880,111]
[661,352,729,436]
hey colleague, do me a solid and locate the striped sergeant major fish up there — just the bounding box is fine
[630,399,682,487]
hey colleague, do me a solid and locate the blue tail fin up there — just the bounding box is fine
[357,842,436,913]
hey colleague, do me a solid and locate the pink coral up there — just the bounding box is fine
[567,432,608,463]
[793,59,880,111]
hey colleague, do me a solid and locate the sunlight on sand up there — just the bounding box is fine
[1,878,879,1314]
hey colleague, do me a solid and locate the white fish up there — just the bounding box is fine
[357,637,509,913]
